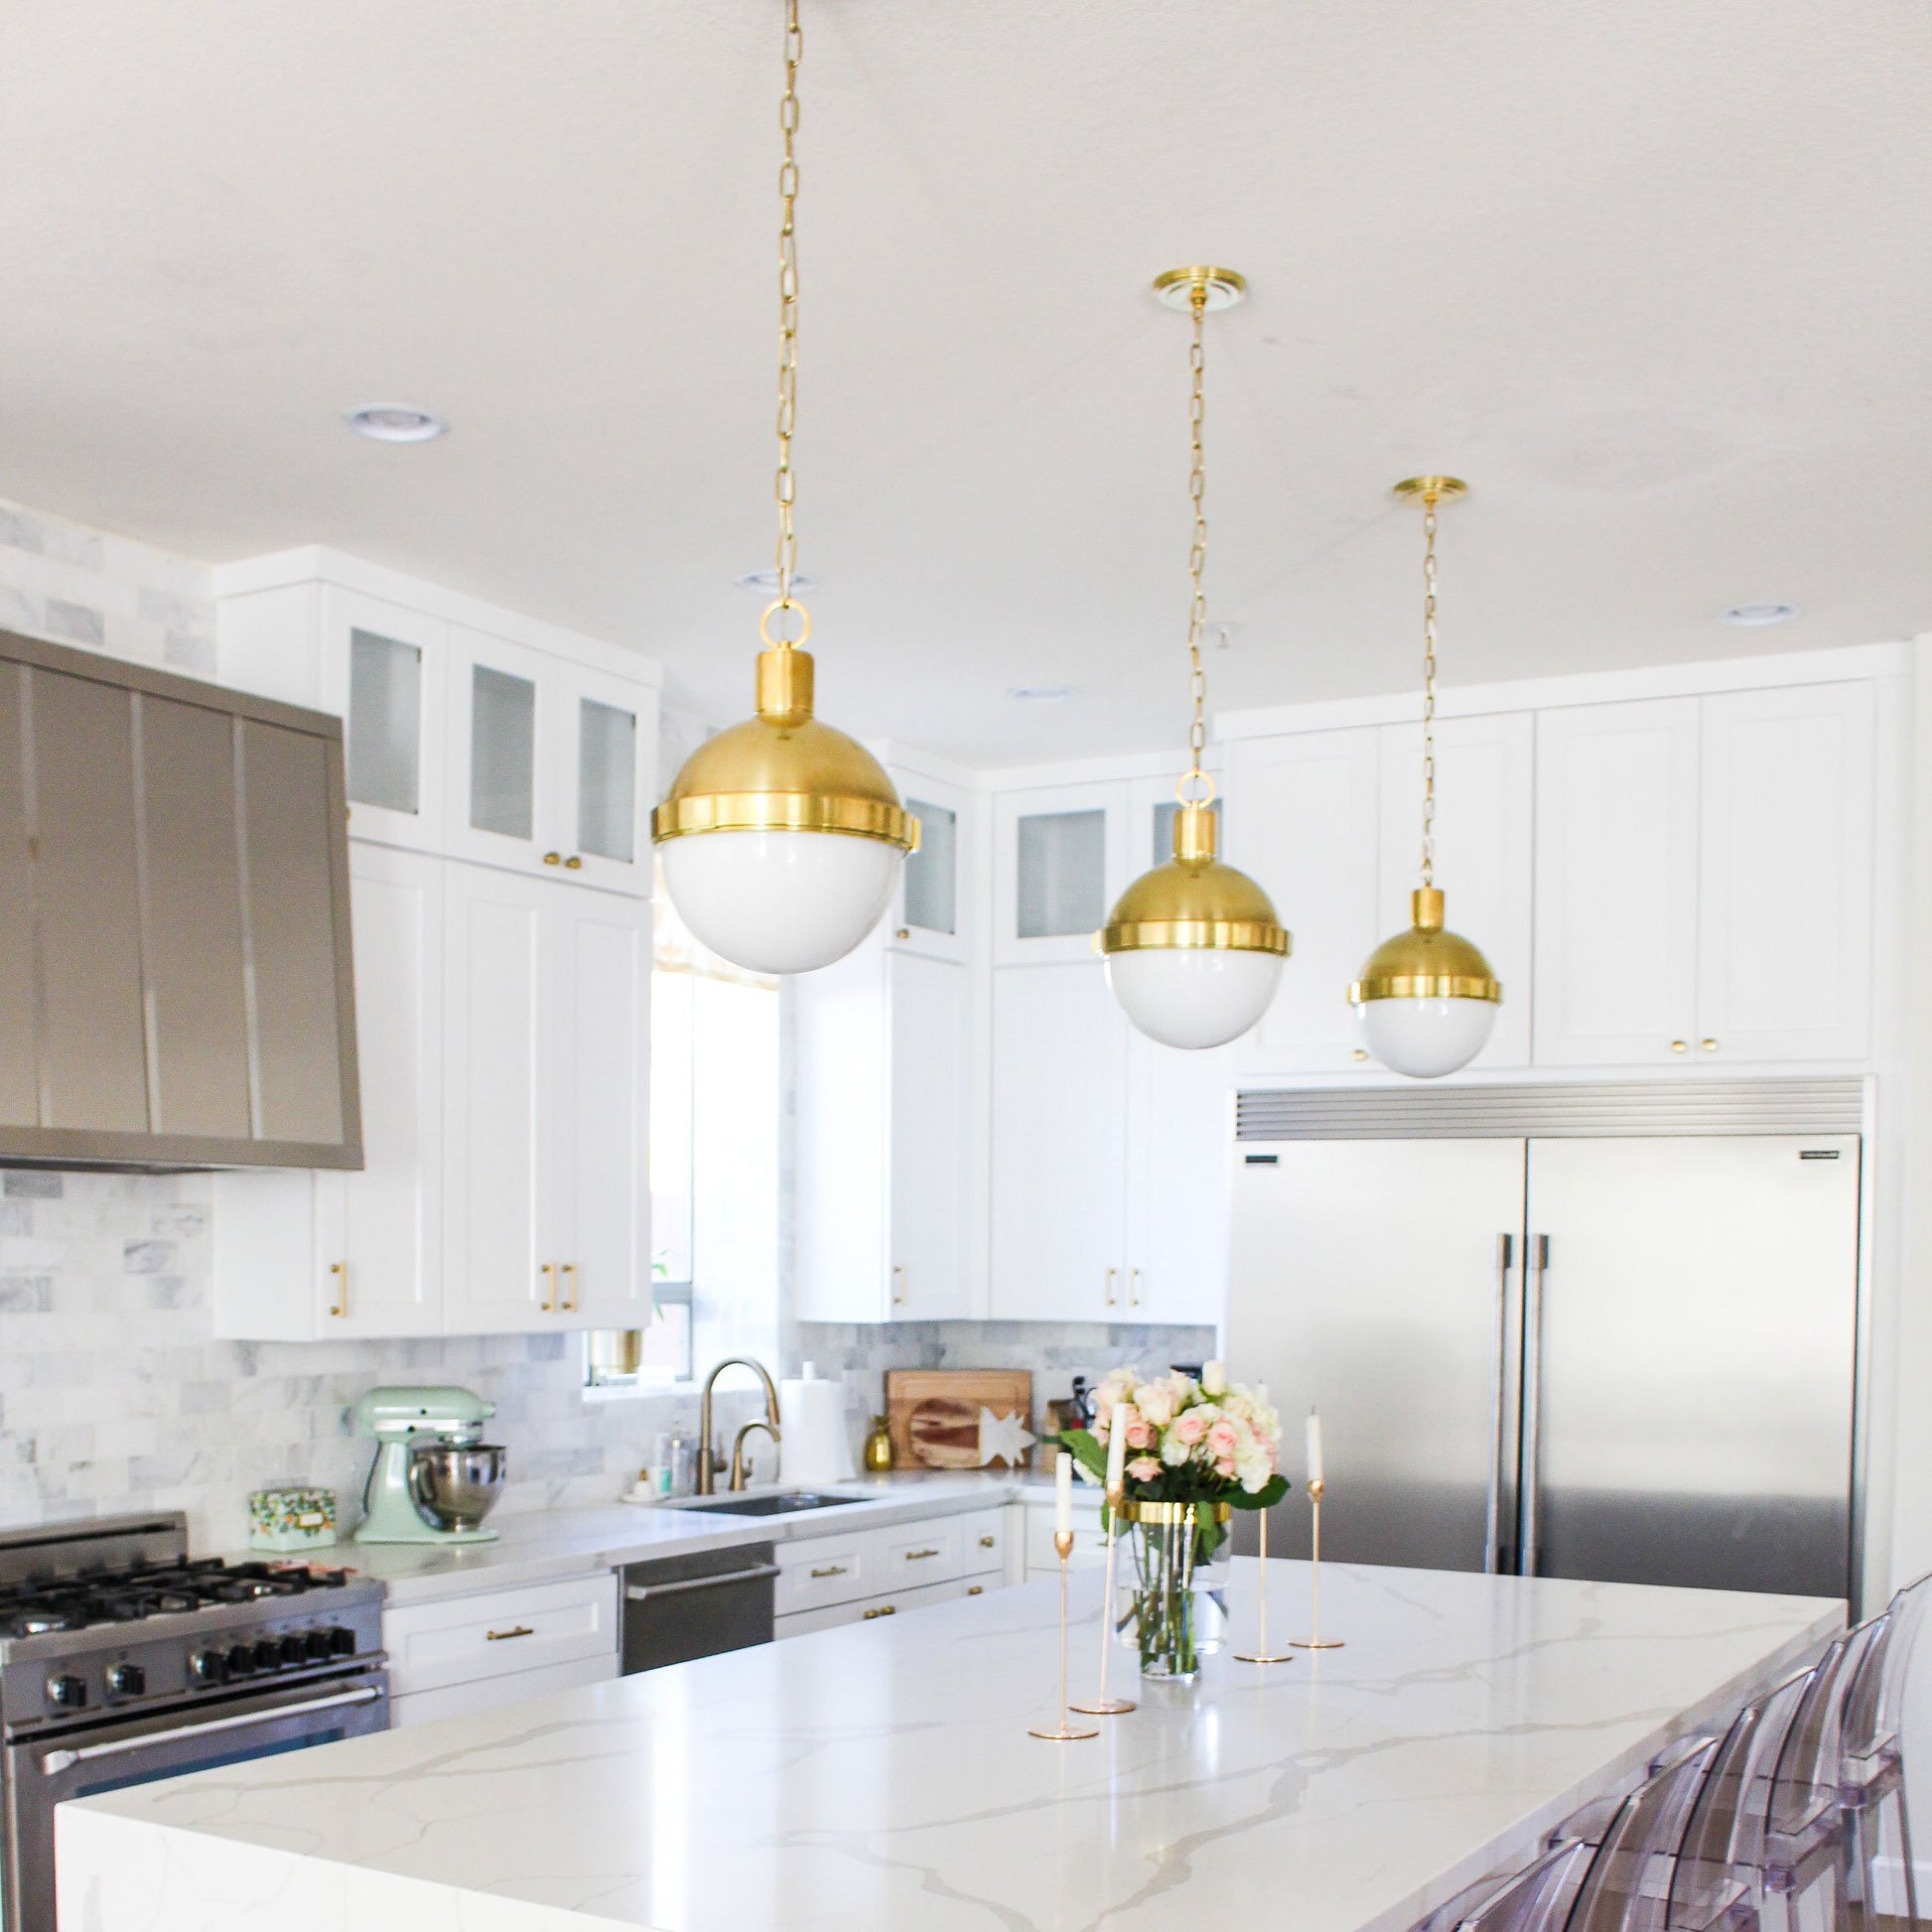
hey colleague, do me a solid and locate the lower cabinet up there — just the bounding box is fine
[384,1570,621,1729]
[772,1506,1009,1639]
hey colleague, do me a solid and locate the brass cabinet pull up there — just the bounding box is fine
[1701,1038,1719,1052]
[540,1262,557,1311]
[1352,1047,1369,1061]
[485,1625,534,1642]
[895,927,909,940]
[1670,1039,1688,1053]
[905,1547,940,1562]
[809,1564,848,1579]
[1104,1266,1117,1308]
[543,851,563,866]
[565,855,583,871]
[561,1262,578,1311]
[328,1261,346,1318]
[979,1535,995,1549]
[1129,1267,1143,1308]
[892,1264,906,1306]
[967,1585,984,1596]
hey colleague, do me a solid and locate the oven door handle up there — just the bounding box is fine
[625,1562,780,1602]
[39,1684,385,1776]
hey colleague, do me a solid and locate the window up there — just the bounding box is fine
[588,859,780,1392]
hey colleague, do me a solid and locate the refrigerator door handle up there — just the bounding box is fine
[1520,1233,1551,1576]
[1486,1233,1514,1574]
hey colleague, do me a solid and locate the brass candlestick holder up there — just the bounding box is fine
[1030,1530,1099,1741]
[1070,1485,1136,1716]
[1234,1498,1295,1665]
[1290,1477,1344,1650]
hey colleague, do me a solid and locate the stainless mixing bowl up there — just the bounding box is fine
[409,1443,508,1532]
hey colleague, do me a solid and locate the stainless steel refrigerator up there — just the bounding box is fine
[1226,1128,1861,1599]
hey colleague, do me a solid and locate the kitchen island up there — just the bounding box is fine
[58,1561,1840,1932]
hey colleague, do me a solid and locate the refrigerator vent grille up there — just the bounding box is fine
[1234,1078,1864,1141]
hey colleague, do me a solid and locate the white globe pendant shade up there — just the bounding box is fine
[1100,800,1290,1050]
[1348,887,1502,1079]
[659,828,900,975]
[1105,945,1284,1050]
[652,643,918,976]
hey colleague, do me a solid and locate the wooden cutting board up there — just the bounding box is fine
[886,1369,1035,1470]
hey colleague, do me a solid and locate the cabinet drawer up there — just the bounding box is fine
[383,1571,619,1698]
[880,1519,964,1586]
[775,1573,1001,1641]
[388,1651,618,1728]
[774,1536,877,1615]
[955,1506,1008,1576]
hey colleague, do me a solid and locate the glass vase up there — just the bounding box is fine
[1126,1501,1228,1682]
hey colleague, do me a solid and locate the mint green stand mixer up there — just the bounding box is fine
[352,1387,505,1545]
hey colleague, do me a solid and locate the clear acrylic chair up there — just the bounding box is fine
[1667,1668,1815,1932]
[1417,1841,1598,1932]
[1836,1576,1929,1928]
[1566,1739,1721,1932]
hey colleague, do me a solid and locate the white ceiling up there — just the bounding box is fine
[1,2,1929,765]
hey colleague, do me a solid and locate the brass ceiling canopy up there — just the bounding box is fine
[1152,266,1248,313]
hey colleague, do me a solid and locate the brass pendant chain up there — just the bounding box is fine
[1183,283,1209,795]
[772,0,803,636]
[1419,488,1439,888]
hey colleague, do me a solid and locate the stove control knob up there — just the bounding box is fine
[105,1663,147,1699]
[224,1643,256,1678]
[46,1674,87,1710]
[328,1626,357,1657]
[278,1634,309,1667]
[252,1639,281,1673]
[190,1648,225,1687]
[304,1629,334,1662]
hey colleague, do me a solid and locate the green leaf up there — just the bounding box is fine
[1052,1429,1109,1483]
[1224,1473,1291,1512]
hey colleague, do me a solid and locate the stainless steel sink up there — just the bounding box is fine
[682,1490,863,1517]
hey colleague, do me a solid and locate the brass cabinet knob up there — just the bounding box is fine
[895,927,909,940]
[1670,1039,1688,1053]
[543,851,563,866]
[1701,1038,1718,1052]
[565,855,583,871]
[967,1585,984,1596]
[1352,1047,1369,1061]
[979,1534,995,1548]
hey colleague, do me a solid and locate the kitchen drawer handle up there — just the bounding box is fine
[328,1261,346,1318]
[862,1603,897,1620]
[40,1686,383,1775]
[540,1261,557,1311]
[625,1562,781,1602]
[561,1262,578,1311]
[904,1547,941,1561]
[1104,1267,1117,1308]
[892,1264,906,1307]
[809,1564,848,1579]
[979,1535,996,1549]
[485,1624,535,1642]
[1129,1267,1142,1308]
[967,1586,984,1596]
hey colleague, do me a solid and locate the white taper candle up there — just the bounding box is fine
[1306,1409,1324,1484]
[1055,1449,1073,1534]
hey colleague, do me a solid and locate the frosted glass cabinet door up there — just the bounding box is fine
[552,662,656,897]
[887,767,972,962]
[320,587,447,855]
[446,627,554,874]
[992,780,1128,964]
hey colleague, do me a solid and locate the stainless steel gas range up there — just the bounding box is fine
[0,1511,387,1931]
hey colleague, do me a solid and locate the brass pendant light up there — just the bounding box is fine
[1348,478,1502,1077]
[651,0,918,975]
[1100,267,1290,1051]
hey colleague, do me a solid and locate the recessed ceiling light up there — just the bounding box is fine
[1720,602,1800,627]
[1008,683,1079,704]
[734,569,818,593]
[345,404,449,444]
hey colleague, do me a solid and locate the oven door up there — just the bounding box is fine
[8,1670,388,1932]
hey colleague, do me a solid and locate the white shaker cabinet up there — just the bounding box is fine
[888,766,973,966]
[442,864,652,1334]
[993,780,1130,965]
[1224,726,1382,1070]
[795,941,972,1321]
[1533,699,1703,1066]
[1696,682,1873,1063]
[989,963,1129,1318]
[1375,710,1535,1071]
[212,844,444,1339]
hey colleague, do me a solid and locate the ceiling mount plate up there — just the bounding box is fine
[1153,266,1247,312]
[1393,475,1470,503]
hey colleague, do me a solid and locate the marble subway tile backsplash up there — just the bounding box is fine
[0,1171,737,1555]
[0,495,215,675]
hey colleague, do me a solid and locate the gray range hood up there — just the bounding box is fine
[0,628,362,1170]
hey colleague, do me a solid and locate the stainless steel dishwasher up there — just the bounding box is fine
[620,1543,778,1673]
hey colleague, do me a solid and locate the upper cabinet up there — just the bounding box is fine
[888,765,973,965]
[1534,684,1873,1067]
[217,551,659,898]
[0,628,360,1169]
[993,780,1130,965]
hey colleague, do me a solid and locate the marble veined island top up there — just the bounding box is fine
[59,1562,1840,1932]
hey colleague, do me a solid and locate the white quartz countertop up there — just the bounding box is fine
[304,1471,1054,1606]
[59,1561,1841,1932]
